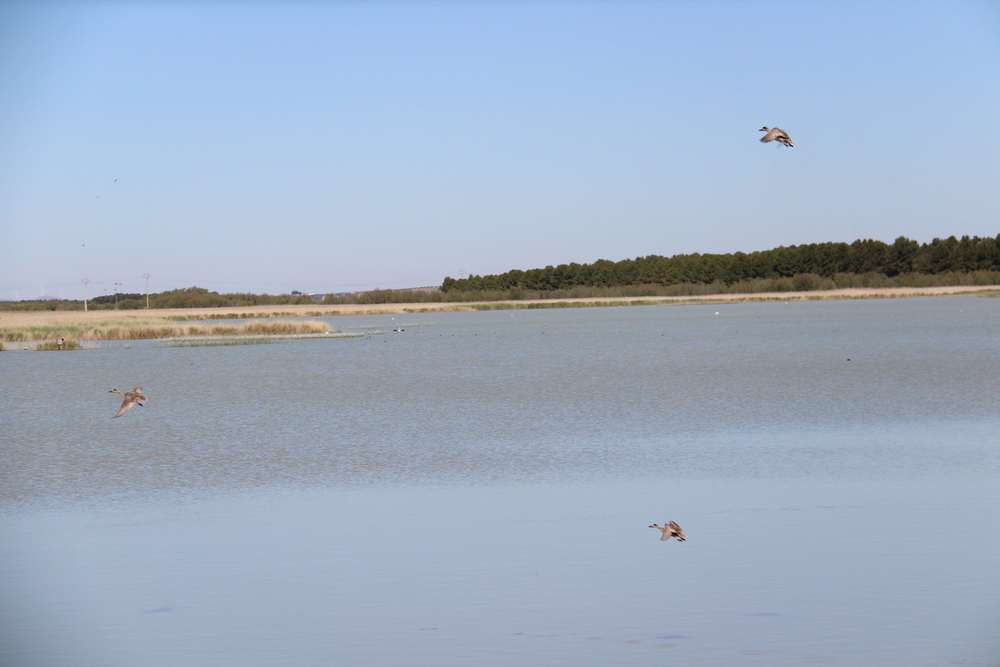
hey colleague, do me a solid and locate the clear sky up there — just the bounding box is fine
[1,1,998,299]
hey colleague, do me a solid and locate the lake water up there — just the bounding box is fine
[2,298,999,666]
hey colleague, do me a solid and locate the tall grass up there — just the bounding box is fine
[35,339,83,350]
[165,311,300,321]
[235,320,329,335]
[0,319,331,342]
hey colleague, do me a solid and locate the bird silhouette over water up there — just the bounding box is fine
[759,126,794,147]
[109,388,147,418]
[649,521,687,542]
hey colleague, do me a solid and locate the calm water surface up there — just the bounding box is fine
[2,298,999,666]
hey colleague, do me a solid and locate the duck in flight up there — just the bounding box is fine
[759,126,794,147]
[109,387,147,418]
[649,521,687,542]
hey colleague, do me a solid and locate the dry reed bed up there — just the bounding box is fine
[0,318,331,342]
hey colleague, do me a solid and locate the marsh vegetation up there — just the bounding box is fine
[0,317,332,343]
[34,339,83,350]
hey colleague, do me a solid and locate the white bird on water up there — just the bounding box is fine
[649,521,687,542]
[109,387,148,418]
[759,126,794,147]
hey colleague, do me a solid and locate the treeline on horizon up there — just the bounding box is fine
[440,235,1000,292]
[0,287,327,311]
[4,235,1000,311]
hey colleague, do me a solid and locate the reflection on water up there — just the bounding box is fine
[2,298,1000,666]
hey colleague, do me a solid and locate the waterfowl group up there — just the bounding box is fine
[109,387,147,418]
[759,126,794,147]
[649,521,687,542]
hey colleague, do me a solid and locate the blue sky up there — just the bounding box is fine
[1,1,998,298]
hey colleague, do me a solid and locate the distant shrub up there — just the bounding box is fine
[792,273,824,291]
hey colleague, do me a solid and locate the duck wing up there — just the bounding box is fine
[113,398,136,418]
[668,521,686,540]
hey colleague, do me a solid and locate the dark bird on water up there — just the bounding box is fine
[759,126,794,147]
[109,387,147,418]
[649,521,687,542]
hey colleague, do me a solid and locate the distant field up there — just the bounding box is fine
[2,285,995,344]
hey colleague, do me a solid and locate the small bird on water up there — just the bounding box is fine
[109,387,147,418]
[759,126,794,147]
[649,521,687,542]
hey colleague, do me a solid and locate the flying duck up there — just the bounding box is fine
[649,521,687,542]
[109,387,147,418]
[759,126,794,147]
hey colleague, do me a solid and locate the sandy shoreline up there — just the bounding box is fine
[1,284,996,330]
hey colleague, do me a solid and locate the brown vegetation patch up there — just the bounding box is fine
[0,316,331,342]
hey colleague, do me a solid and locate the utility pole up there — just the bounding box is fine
[82,279,89,311]
[114,282,122,308]
[143,273,151,308]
